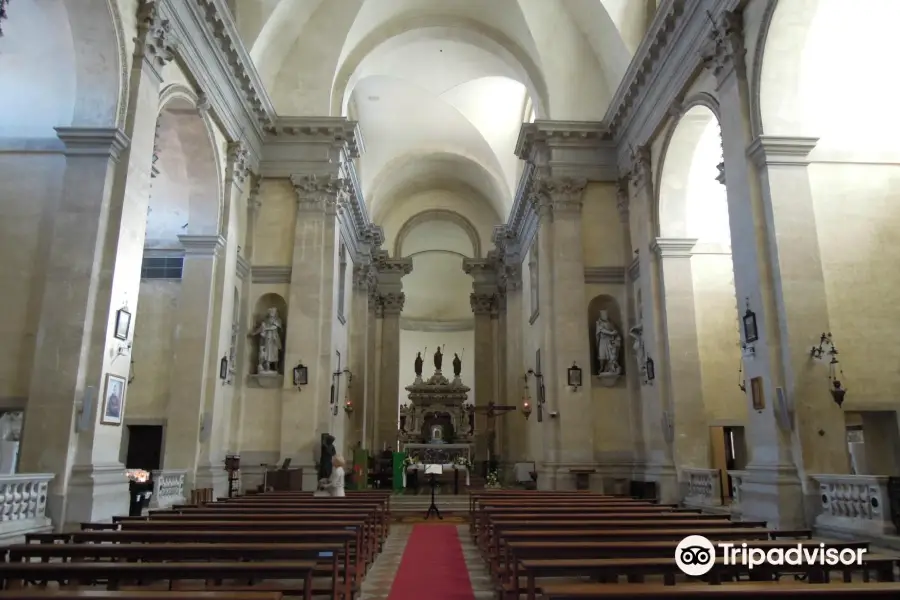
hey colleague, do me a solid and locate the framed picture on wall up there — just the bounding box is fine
[750,377,765,412]
[101,373,127,426]
[114,309,132,341]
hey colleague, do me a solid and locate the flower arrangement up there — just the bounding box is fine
[402,454,420,468]
[485,469,501,489]
[454,456,473,470]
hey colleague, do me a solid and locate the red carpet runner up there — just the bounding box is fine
[387,524,476,600]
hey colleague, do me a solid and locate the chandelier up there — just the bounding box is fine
[0,1,7,37]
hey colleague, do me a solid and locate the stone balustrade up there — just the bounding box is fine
[0,473,54,542]
[150,469,187,509]
[811,473,896,538]
[726,470,746,518]
[682,468,722,507]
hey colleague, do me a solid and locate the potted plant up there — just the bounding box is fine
[485,469,501,489]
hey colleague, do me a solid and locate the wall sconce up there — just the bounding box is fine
[742,298,759,344]
[811,333,847,408]
[343,400,354,416]
[525,368,546,422]
[219,355,228,383]
[331,368,352,416]
[292,362,308,390]
[521,377,533,419]
[567,363,583,390]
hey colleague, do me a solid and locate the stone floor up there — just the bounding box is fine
[357,524,493,600]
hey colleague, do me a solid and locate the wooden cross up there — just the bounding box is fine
[468,401,517,461]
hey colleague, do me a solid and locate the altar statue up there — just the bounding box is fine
[251,307,283,374]
[452,353,462,378]
[414,352,423,378]
[434,346,443,372]
[595,310,622,375]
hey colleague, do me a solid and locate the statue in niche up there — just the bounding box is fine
[452,353,462,378]
[250,307,283,374]
[434,346,443,372]
[414,352,423,379]
[595,310,622,376]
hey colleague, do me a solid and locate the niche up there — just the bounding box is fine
[587,295,625,386]
[247,293,287,388]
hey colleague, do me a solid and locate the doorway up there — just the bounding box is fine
[845,411,900,476]
[710,425,746,503]
[124,425,164,472]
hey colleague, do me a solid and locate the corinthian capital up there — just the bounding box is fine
[291,173,346,214]
[226,142,250,185]
[379,292,405,316]
[135,1,176,74]
[702,10,746,85]
[470,292,496,316]
[529,175,588,218]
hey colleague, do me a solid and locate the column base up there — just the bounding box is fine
[736,463,807,529]
[58,463,129,530]
[194,464,229,499]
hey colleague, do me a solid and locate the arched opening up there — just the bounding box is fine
[657,105,745,460]
[128,97,222,424]
[759,0,900,470]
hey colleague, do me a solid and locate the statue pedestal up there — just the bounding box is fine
[594,372,621,388]
[247,373,284,389]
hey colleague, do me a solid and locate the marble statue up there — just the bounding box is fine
[434,346,443,372]
[595,310,622,375]
[251,307,283,374]
[414,352,423,378]
[452,353,462,378]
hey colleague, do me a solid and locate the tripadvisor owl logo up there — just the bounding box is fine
[675,535,716,576]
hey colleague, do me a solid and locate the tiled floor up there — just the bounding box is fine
[357,524,494,600]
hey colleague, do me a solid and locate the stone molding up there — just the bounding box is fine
[291,173,345,214]
[352,263,371,290]
[378,292,405,317]
[54,128,130,162]
[373,251,413,280]
[500,262,523,292]
[616,176,630,223]
[263,117,363,159]
[651,237,698,259]
[462,257,498,283]
[400,318,474,333]
[701,10,747,87]
[470,292,496,316]
[605,0,741,167]
[628,257,641,281]
[394,209,482,258]
[226,141,250,185]
[530,175,588,218]
[629,145,653,192]
[251,265,292,284]
[235,255,251,280]
[746,136,819,168]
[584,267,626,285]
[135,1,177,80]
[178,234,225,256]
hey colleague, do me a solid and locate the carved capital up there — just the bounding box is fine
[379,292,405,316]
[470,292,496,316]
[373,251,414,278]
[248,172,262,212]
[630,145,652,191]
[352,263,373,290]
[291,173,345,214]
[702,10,746,85]
[616,175,631,223]
[135,1,176,76]
[499,263,523,292]
[226,142,250,185]
[196,92,211,114]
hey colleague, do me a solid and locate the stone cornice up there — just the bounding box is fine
[54,128,130,162]
[400,318,474,333]
[747,136,819,168]
[651,237,698,258]
[251,265,292,284]
[159,0,273,169]
[584,267,626,285]
[178,234,225,256]
[262,117,363,166]
[235,254,251,280]
[514,121,617,181]
[606,0,741,169]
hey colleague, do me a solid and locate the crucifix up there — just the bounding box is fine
[467,401,517,462]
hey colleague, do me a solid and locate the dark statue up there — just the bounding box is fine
[452,353,462,378]
[434,346,443,371]
[317,433,336,482]
[414,352,423,378]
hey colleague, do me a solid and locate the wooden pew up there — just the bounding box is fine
[539,581,900,599]
[0,562,317,600]
[0,593,283,600]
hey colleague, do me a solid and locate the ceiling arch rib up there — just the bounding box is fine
[394,209,482,258]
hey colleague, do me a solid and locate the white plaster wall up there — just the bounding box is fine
[127,281,180,419]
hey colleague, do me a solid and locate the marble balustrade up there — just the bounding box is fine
[682,467,723,508]
[811,473,896,537]
[150,469,187,509]
[0,473,54,541]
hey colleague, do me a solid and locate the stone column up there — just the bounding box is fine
[628,150,678,501]
[705,10,808,527]
[470,292,496,461]
[346,263,371,449]
[500,261,527,463]
[364,288,380,451]
[650,238,708,469]
[163,235,225,488]
[280,174,341,488]
[19,2,175,527]
[375,292,403,452]
[533,176,596,487]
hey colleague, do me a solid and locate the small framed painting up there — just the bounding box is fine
[750,376,765,412]
[114,309,132,341]
[101,373,127,425]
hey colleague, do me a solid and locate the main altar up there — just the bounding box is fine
[399,354,473,491]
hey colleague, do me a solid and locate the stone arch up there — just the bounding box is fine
[656,103,729,245]
[394,210,482,258]
[331,14,550,118]
[147,95,222,246]
[0,0,124,137]
[587,295,625,379]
